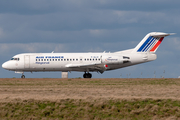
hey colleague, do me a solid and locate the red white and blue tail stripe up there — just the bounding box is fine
[137,36,164,52]
[134,32,174,53]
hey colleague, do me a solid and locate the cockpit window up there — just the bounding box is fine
[11,58,20,61]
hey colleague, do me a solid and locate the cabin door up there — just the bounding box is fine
[24,55,30,69]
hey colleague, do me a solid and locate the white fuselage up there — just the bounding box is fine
[2,52,157,73]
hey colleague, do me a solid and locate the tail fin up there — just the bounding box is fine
[133,32,175,53]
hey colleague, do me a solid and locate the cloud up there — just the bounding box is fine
[0,0,59,15]
[0,43,65,55]
[0,2,179,45]
[89,29,108,36]
[169,37,180,51]
[0,28,5,38]
[92,0,180,12]
[0,0,180,16]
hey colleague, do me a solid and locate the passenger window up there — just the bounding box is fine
[55,59,57,61]
[61,59,63,61]
[41,59,43,61]
[58,59,60,61]
[39,59,40,61]
[67,59,69,61]
[44,59,46,61]
[47,59,49,61]
[36,59,37,61]
[73,59,75,61]
[70,59,72,61]
[64,59,66,61]
[76,59,78,61]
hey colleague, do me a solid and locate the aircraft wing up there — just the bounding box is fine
[65,63,105,73]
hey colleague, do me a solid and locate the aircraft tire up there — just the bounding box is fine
[83,74,86,78]
[21,75,25,79]
[83,73,92,78]
[88,73,92,78]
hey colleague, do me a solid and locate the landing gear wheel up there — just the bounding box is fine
[87,73,92,78]
[21,75,25,79]
[83,73,92,78]
[83,74,86,78]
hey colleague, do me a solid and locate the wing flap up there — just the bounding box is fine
[65,63,101,68]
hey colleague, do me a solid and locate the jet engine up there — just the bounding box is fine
[101,56,123,64]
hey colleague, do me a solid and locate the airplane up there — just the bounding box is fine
[2,32,174,78]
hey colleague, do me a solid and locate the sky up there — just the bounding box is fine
[0,0,180,78]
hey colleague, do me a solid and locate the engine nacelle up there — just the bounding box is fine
[102,55,123,64]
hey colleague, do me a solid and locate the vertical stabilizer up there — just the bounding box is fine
[133,32,174,53]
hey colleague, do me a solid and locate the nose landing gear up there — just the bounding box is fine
[83,72,92,78]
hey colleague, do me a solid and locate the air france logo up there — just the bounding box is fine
[105,57,118,62]
[36,56,64,59]
[36,62,49,65]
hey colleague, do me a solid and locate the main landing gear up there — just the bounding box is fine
[83,72,92,78]
[21,75,25,78]
[21,73,25,79]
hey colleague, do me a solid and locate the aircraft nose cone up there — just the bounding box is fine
[2,62,8,69]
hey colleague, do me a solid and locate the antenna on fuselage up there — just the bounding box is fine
[51,51,54,53]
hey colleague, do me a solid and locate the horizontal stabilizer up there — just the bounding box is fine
[150,32,175,37]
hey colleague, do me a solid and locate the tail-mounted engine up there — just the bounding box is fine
[102,56,123,64]
[101,55,130,64]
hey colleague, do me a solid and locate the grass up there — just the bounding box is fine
[1,78,180,86]
[1,78,180,119]
[0,99,180,119]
